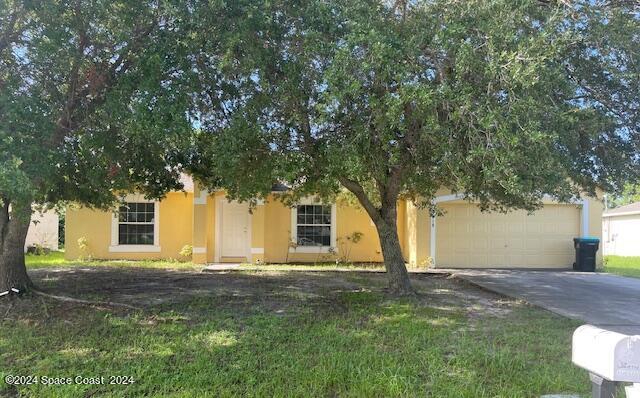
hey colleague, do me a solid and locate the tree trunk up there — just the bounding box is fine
[0,201,33,293]
[374,205,413,295]
[339,177,413,295]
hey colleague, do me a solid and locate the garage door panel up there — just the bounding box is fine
[436,204,579,268]
[547,240,565,252]
[508,223,524,234]
[489,239,506,250]
[542,223,561,234]
[489,254,510,267]
[489,223,504,234]
[525,221,543,234]
[506,238,524,250]
[472,237,489,250]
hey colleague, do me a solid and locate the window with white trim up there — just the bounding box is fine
[295,205,332,246]
[117,202,155,245]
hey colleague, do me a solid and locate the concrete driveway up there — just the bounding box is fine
[451,269,640,335]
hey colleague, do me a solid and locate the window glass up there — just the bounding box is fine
[296,205,331,246]
[117,202,155,245]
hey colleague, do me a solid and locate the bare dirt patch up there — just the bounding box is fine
[0,267,519,320]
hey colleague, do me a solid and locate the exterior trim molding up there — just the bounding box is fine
[289,197,338,254]
[110,194,160,252]
[109,245,161,253]
[433,194,464,204]
[602,210,640,218]
[251,247,265,254]
[291,246,337,254]
[214,196,221,262]
[194,189,208,205]
[430,194,463,265]
[192,247,206,254]
[430,214,436,266]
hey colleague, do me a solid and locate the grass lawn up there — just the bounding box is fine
[239,262,388,271]
[604,255,640,278]
[26,252,408,272]
[25,251,201,271]
[0,265,589,397]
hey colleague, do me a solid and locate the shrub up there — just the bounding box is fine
[26,244,49,256]
[77,237,91,260]
[179,244,193,260]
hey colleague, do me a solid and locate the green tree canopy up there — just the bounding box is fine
[187,0,639,294]
[0,0,194,291]
[608,183,640,208]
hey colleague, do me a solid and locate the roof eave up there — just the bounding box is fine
[603,210,640,218]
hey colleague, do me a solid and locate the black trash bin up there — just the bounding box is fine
[573,237,600,272]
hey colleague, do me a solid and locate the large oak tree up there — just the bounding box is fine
[188,0,639,294]
[0,0,193,292]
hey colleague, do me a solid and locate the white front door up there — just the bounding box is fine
[220,200,250,259]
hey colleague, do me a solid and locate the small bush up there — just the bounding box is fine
[77,236,91,260]
[26,244,50,256]
[179,244,193,260]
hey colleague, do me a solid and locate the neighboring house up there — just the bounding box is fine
[603,202,640,256]
[25,210,59,252]
[65,176,603,268]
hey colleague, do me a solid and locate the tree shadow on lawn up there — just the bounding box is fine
[23,267,515,318]
[0,268,588,397]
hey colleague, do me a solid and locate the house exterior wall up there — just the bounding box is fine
[25,210,59,251]
[260,197,388,264]
[191,186,408,264]
[603,214,640,256]
[65,192,193,260]
[73,186,392,264]
[64,183,603,269]
[405,201,430,267]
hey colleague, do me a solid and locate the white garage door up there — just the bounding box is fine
[436,203,580,268]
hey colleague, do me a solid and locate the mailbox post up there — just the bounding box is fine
[572,325,640,398]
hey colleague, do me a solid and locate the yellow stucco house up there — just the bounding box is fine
[65,176,604,268]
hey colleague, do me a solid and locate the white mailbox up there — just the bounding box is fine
[573,325,640,398]
[573,325,640,382]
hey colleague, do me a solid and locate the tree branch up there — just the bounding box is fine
[0,5,23,54]
[52,2,89,146]
[0,3,29,92]
[50,17,157,147]
[377,102,419,209]
[338,177,381,223]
